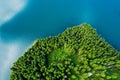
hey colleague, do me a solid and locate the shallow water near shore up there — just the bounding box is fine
[0,0,120,79]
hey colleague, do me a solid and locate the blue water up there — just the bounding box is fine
[0,0,120,79]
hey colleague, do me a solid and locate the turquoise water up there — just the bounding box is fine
[0,0,120,79]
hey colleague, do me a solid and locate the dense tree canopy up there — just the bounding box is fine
[10,23,120,80]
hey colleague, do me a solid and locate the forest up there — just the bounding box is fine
[10,23,120,80]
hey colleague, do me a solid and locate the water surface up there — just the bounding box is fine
[0,0,120,79]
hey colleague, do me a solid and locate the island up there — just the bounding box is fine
[10,23,120,80]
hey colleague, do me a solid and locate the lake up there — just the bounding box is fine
[0,0,120,79]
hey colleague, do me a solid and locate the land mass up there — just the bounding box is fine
[10,23,120,80]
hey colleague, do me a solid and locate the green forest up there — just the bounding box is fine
[10,23,120,80]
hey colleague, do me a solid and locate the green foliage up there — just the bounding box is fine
[10,23,120,80]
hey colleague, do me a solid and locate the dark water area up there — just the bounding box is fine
[0,0,120,79]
